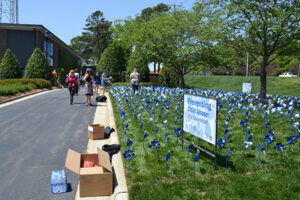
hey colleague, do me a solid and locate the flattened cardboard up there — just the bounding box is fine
[65,149,81,174]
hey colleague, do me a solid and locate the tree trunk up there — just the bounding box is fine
[260,59,267,98]
[158,63,161,73]
[179,64,185,88]
[154,62,156,73]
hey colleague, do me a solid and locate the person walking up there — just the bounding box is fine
[101,70,110,95]
[74,69,80,95]
[51,69,57,87]
[84,68,93,106]
[66,70,77,105]
[95,70,101,93]
[130,68,140,94]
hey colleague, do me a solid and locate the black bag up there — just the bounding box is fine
[96,95,107,102]
[104,126,115,139]
[102,144,121,162]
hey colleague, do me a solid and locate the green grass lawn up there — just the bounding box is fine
[185,75,300,97]
[110,85,300,200]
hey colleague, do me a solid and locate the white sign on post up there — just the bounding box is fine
[183,94,217,145]
[242,83,252,93]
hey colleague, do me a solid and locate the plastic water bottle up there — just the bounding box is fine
[51,170,67,194]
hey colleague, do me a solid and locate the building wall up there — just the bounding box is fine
[0,30,7,60]
[7,30,35,69]
[0,27,81,74]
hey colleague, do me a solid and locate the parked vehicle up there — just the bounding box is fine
[278,72,297,77]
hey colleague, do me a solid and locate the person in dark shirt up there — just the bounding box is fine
[84,68,93,106]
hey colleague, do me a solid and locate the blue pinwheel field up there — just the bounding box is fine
[110,85,300,200]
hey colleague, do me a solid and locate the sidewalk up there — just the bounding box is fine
[75,93,128,200]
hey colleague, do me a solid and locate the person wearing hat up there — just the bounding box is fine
[84,68,93,106]
[66,70,78,105]
[101,70,111,95]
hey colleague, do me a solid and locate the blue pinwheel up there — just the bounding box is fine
[140,122,143,136]
[244,134,253,156]
[264,120,270,133]
[150,139,160,161]
[159,115,162,123]
[187,143,193,160]
[286,136,295,154]
[138,113,142,123]
[224,128,229,143]
[174,128,183,146]
[123,149,135,170]
[294,122,299,136]
[257,143,265,168]
[165,133,169,150]
[149,118,153,130]
[166,150,171,171]
[155,125,159,140]
[289,119,293,131]
[216,138,225,156]
[226,148,232,168]
[143,131,147,148]
[164,120,168,135]
[127,138,133,150]
[264,133,275,156]
[193,149,200,174]
[274,143,286,163]
[240,120,248,136]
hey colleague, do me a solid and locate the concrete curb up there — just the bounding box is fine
[0,88,57,105]
[75,92,128,200]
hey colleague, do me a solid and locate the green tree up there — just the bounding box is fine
[97,40,129,82]
[24,48,49,79]
[83,11,112,63]
[69,35,91,62]
[159,64,180,87]
[140,3,170,20]
[126,50,149,82]
[217,0,300,97]
[0,48,22,79]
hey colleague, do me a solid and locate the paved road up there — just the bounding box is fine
[0,87,97,200]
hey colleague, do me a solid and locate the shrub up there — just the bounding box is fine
[0,48,22,79]
[24,48,50,79]
[0,83,36,96]
[97,41,129,82]
[159,64,180,87]
[0,78,52,89]
[97,47,120,82]
[126,51,149,82]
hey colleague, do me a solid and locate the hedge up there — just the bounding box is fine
[0,78,52,89]
[0,83,36,96]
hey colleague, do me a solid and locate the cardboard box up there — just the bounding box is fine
[65,148,113,197]
[88,124,105,140]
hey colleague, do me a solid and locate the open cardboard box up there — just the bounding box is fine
[88,124,105,140]
[65,148,112,197]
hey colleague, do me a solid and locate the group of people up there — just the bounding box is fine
[66,68,111,106]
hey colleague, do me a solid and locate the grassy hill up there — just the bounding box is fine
[185,75,300,97]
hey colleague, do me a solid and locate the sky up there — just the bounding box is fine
[16,0,196,45]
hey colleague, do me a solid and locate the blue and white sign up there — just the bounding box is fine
[183,94,217,145]
[242,83,252,93]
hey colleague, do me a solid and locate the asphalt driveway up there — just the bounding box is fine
[0,87,97,200]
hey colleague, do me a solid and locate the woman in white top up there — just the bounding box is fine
[130,68,140,94]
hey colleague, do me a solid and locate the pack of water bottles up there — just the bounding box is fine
[51,170,67,194]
